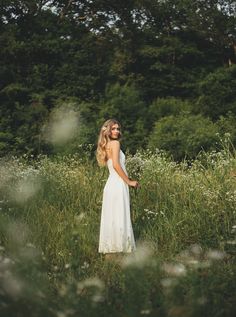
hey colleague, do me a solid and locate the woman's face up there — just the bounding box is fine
[110,123,120,139]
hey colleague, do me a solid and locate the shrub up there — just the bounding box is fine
[148,113,218,160]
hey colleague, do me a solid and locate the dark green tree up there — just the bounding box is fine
[99,83,148,152]
[195,65,236,119]
[0,0,236,156]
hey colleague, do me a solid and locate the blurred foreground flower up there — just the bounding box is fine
[121,242,154,268]
[1,273,23,298]
[206,249,226,261]
[6,221,29,247]
[162,262,186,277]
[42,104,79,146]
[11,176,41,203]
[76,277,105,303]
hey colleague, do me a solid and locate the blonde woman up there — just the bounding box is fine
[96,119,139,258]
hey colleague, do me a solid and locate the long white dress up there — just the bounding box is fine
[98,149,136,253]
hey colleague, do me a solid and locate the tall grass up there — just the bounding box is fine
[0,146,236,316]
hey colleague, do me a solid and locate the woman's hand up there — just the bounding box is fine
[128,180,139,188]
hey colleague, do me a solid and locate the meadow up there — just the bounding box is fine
[0,145,236,317]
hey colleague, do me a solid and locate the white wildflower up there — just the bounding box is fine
[162,262,186,277]
[226,240,236,245]
[206,250,225,261]
[77,277,105,302]
[190,244,203,256]
[140,309,151,315]
[161,277,178,288]
[74,213,85,223]
[65,263,70,269]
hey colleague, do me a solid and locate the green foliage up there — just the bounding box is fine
[77,100,102,147]
[216,113,236,146]
[0,84,49,156]
[196,66,236,119]
[137,34,207,99]
[148,97,192,128]
[99,83,148,152]
[1,0,236,157]
[148,113,219,160]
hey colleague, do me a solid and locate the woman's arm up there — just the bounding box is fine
[110,140,138,187]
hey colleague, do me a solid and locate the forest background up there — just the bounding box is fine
[1,0,236,160]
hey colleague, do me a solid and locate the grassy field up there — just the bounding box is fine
[0,147,236,317]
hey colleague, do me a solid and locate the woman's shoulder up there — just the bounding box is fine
[108,140,120,149]
[109,139,120,145]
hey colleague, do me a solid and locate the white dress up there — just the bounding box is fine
[98,149,136,253]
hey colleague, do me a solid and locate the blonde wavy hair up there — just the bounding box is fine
[96,119,122,166]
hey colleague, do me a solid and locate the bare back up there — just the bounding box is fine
[105,141,113,160]
[105,140,120,161]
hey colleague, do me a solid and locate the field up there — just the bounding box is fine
[0,147,236,317]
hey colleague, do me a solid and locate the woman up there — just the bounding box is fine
[96,119,139,258]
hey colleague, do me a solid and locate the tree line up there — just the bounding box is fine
[0,0,236,160]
